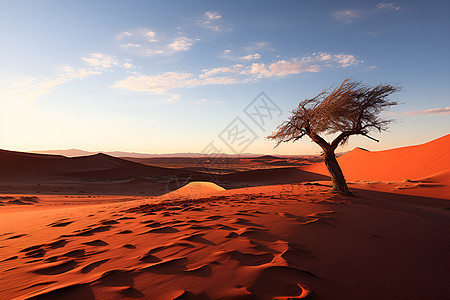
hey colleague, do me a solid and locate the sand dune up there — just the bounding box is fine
[304,134,450,199]
[0,149,328,196]
[163,181,226,199]
[305,134,449,181]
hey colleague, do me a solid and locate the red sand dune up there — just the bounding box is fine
[0,184,449,299]
[1,136,449,299]
[305,134,450,182]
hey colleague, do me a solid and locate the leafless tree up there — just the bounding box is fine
[267,78,400,194]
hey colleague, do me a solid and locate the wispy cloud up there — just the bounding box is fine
[112,52,361,94]
[222,42,273,61]
[333,2,402,23]
[404,107,450,116]
[13,53,132,100]
[197,11,231,32]
[243,42,274,52]
[241,53,261,61]
[332,9,364,23]
[116,28,196,56]
[221,50,262,61]
[375,2,401,11]
[194,98,208,104]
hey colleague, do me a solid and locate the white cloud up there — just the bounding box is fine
[144,30,157,42]
[112,52,362,94]
[168,37,194,51]
[82,53,120,68]
[244,42,274,52]
[199,64,244,78]
[375,3,401,11]
[405,107,450,116]
[334,3,401,23]
[198,11,231,32]
[116,28,196,56]
[205,11,221,20]
[332,9,364,23]
[123,62,133,69]
[241,53,261,60]
[112,72,194,93]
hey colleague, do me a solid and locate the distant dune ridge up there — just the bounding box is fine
[1,135,449,198]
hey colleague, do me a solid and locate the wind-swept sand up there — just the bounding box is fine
[1,135,449,299]
[1,182,449,299]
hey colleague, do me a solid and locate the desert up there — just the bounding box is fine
[1,135,449,299]
[2,1,449,299]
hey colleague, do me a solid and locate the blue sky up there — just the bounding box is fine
[0,0,449,155]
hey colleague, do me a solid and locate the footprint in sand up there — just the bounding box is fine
[81,258,109,274]
[47,239,69,249]
[96,269,135,287]
[205,215,224,220]
[6,233,27,240]
[183,264,212,277]
[225,232,239,239]
[24,248,46,258]
[184,233,215,245]
[24,283,95,300]
[118,216,135,220]
[33,260,79,275]
[139,253,162,263]
[188,224,214,230]
[1,256,18,262]
[82,240,109,246]
[62,249,85,257]
[119,286,145,298]
[144,221,163,228]
[73,225,111,237]
[233,218,265,228]
[141,257,188,275]
[20,244,45,253]
[44,256,59,262]
[100,220,119,225]
[227,250,274,266]
[48,220,73,227]
[145,226,179,234]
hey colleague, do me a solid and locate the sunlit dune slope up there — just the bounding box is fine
[163,181,226,198]
[304,134,450,181]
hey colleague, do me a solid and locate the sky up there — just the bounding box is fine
[0,0,449,155]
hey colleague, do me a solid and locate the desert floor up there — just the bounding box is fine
[1,135,449,299]
[1,182,449,300]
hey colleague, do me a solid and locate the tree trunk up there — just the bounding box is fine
[323,150,350,194]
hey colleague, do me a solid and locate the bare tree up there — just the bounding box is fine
[267,78,400,194]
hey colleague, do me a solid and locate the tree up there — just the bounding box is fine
[267,78,400,194]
